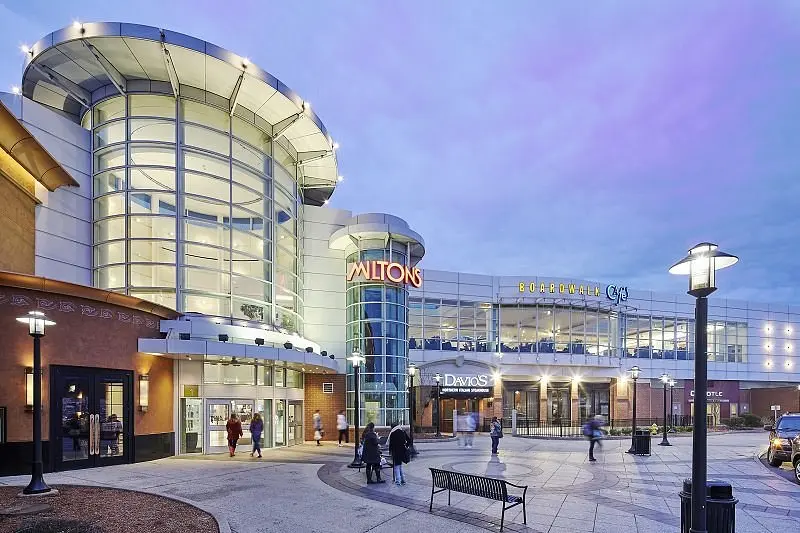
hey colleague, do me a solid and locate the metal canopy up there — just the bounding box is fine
[22,22,339,205]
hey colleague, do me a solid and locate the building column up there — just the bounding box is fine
[571,379,580,425]
[539,380,548,421]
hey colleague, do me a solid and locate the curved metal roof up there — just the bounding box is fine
[21,22,339,205]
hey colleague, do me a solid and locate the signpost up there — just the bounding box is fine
[771,405,781,425]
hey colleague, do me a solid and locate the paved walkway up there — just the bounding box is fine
[1,432,797,532]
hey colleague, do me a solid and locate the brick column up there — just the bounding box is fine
[571,380,580,425]
[539,380,548,421]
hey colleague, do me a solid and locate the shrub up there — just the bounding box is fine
[741,413,762,428]
[609,428,621,436]
[621,428,632,435]
[723,417,744,429]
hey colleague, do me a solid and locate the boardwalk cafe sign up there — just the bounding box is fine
[440,374,493,397]
[347,261,422,288]
[518,280,628,306]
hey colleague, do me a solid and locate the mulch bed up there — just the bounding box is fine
[0,486,219,533]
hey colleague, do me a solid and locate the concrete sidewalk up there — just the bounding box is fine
[1,433,798,532]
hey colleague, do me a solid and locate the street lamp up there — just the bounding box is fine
[347,351,365,468]
[16,310,55,495]
[626,365,641,454]
[659,373,671,446]
[408,363,418,456]
[669,379,677,431]
[670,242,738,533]
[433,372,442,438]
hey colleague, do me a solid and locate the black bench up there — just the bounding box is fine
[429,467,527,531]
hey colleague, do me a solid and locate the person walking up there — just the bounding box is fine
[226,413,243,457]
[313,409,324,446]
[361,422,385,484]
[489,416,502,455]
[585,415,606,462]
[336,410,349,447]
[464,411,476,448]
[250,412,264,458]
[388,422,411,485]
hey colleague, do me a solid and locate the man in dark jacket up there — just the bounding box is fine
[361,423,385,483]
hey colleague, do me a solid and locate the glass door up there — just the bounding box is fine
[275,400,286,446]
[207,400,231,454]
[287,401,303,446]
[180,398,203,453]
[261,400,273,449]
[50,366,133,471]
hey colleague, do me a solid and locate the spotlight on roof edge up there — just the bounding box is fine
[72,21,82,30]
[332,141,339,150]
[337,175,343,182]
[302,101,311,112]
[11,86,20,95]
[241,57,249,68]
[20,44,30,54]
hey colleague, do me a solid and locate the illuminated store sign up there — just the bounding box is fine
[347,261,423,288]
[517,280,628,306]
[689,390,728,403]
[605,285,628,305]
[440,374,493,397]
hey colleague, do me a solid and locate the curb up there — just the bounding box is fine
[2,483,231,533]
[413,436,458,443]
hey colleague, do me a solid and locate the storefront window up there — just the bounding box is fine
[286,369,303,388]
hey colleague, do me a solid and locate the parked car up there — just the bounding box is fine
[766,413,800,467]
[792,435,800,484]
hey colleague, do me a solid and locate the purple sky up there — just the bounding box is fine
[2,1,800,303]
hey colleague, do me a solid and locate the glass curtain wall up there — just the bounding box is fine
[89,92,304,333]
[346,240,410,426]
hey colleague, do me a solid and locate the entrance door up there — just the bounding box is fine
[287,401,303,446]
[275,400,286,446]
[50,366,133,471]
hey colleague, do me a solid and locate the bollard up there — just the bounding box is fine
[679,479,737,533]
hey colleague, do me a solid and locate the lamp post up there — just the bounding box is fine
[670,242,738,533]
[408,363,418,456]
[16,310,56,495]
[434,372,442,438]
[669,379,677,431]
[659,373,671,446]
[347,351,365,468]
[626,365,641,454]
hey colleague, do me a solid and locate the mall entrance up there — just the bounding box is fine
[49,365,133,471]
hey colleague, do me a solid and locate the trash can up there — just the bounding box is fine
[679,479,737,533]
[632,429,651,456]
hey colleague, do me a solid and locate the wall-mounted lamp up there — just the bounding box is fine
[139,374,149,412]
[218,334,229,343]
[25,367,33,411]
[284,341,293,349]
[305,346,314,353]
[254,338,264,346]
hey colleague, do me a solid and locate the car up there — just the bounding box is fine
[792,435,800,484]
[766,413,800,467]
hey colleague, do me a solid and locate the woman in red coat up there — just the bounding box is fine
[226,413,243,457]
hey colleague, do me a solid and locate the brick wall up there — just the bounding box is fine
[0,174,35,275]
[750,386,800,418]
[303,373,346,442]
[0,285,172,442]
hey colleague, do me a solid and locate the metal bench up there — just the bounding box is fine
[429,467,527,531]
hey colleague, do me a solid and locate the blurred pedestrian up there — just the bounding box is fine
[464,411,476,448]
[313,409,324,446]
[337,410,349,447]
[226,413,242,457]
[250,412,264,458]
[584,415,606,462]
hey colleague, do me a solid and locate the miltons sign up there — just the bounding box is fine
[347,261,423,288]
[518,280,628,305]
